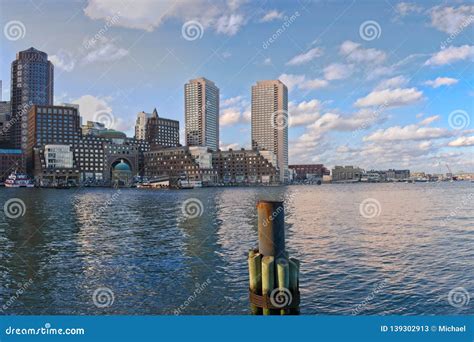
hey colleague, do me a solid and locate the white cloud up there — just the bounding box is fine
[220,107,242,126]
[419,115,440,125]
[288,100,322,127]
[425,45,474,66]
[395,2,423,17]
[279,73,328,92]
[286,47,323,66]
[364,124,452,142]
[375,76,408,90]
[424,77,459,88]
[82,37,129,64]
[354,87,423,108]
[430,5,474,34]
[50,49,75,72]
[72,94,127,131]
[260,10,283,22]
[448,136,474,147]
[323,63,353,80]
[339,40,386,64]
[84,0,247,36]
[220,142,241,150]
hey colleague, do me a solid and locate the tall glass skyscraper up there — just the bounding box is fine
[184,77,219,151]
[251,80,288,183]
[10,47,54,149]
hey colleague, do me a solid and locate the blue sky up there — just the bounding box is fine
[0,0,472,172]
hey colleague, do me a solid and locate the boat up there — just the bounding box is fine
[4,171,35,188]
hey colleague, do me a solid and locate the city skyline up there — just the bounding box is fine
[1,1,473,173]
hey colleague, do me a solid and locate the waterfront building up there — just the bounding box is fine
[212,148,279,185]
[135,111,149,140]
[145,108,179,148]
[251,80,288,183]
[332,165,364,183]
[111,159,133,187]
[33,144,80,186]
[184,78,219,151]
[144,146,217,186]
[0,101,11,147]
[386,169,410,181]
[26,104,81,172]
[44,144,73,168]
[289,164,330,182]
[82,121,106,136]
[0,148,24,180]
[10,47,54,149]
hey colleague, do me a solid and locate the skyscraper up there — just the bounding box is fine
[10,47,54,149]
[251,80,288,183]
[184,77,219,151]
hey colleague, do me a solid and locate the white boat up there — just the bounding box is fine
[4,171,34,188]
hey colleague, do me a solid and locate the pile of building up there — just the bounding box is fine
[0,47,293,187]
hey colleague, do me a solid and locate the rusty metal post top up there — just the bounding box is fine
[256,200,283,208]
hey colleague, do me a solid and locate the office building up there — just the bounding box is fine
[10,47,54,149]
[184,77,219,151]
[289,164,330,182]
[145,108,179,148]
[0,148,24,180]
[212,148,279,185]
[0,101,11,147]
[331,165,364,183]
[251,80,288,183]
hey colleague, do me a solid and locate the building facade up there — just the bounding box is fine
[251,80,288,183]
[184,78,219,151]
[145,108,179,148]
[331,165,364,182]
[10,47,54,149]
[0,149,24,180]
[289,164,330,182]
[212,148,279,185]
[0,101,11,147]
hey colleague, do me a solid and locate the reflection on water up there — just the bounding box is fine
[0,183,472,315]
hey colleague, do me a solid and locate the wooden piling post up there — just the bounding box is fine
[289,258,300,315]
[261,256,275,315]
[276,258,290,315]
[248,250,262,315]
[257,201,285,259]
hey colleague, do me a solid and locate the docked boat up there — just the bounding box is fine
[4,171,34,188]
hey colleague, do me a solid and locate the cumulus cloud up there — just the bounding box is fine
[339,40,386,64]
[260,10,283,22]
[395,2,423,17]
[82,37,129,64]
[364,124,452,142]
[279,74,328,92]
[84,0,247,36]
[425,45,474,66]
[430,5,474,34]
[419,115,440,125]
[323,63,353,80]
[286,47,323,66]
[375,76,408,90]
[448,136,474,147]
[288,100,322,127]
[220,95,250,126]
[72,94,127,131]
[50,49,75,72]
[424,77,459,88]
[354,87,423,108]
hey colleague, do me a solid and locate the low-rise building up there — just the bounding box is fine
[332,165,363,183]
[289,164,330,182]
[0,149,24,180]
[212,148,279,185]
